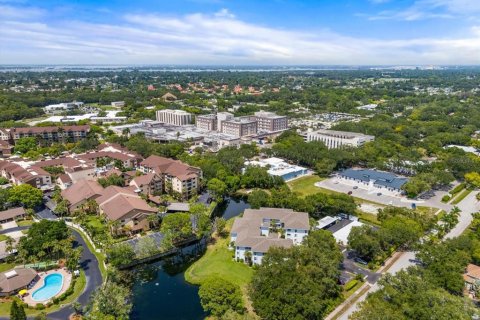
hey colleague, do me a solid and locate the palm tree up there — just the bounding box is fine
[5,236,14,255]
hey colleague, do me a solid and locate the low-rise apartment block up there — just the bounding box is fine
[0,161,52,190]
[306,129,374,149]
[140,155,202,200]
[231,208,310,265]
[9,125,90,144]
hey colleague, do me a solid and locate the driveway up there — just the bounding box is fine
[0,226,30,235]
[1,221,17,230]
[342,250,381,284]
[35,207,58,220]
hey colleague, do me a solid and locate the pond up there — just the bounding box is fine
[130,196,250,319]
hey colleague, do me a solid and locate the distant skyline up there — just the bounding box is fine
[1,0,480,65]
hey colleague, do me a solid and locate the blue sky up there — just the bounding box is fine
[1,0,479,65]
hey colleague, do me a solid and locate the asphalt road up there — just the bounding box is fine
[0,226,29,235]
[335,191,480,320]
[342,250,381,284]
[47,229,103,320]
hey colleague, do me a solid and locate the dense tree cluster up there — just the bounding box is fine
[250,230,343,320]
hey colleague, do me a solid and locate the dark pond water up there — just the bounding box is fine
[130,196,250,319]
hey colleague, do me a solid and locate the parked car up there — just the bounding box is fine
[354,257,368,265]
[377,192,382,196]
[353,186,358,189]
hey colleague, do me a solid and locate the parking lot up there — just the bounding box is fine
[316,177,452,212]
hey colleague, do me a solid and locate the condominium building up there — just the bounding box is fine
[252,111,288,132]
[306,129,374,149]
[111,101,125,108]
[231,208,310,265]
[9,125,90,144]
[156,109,192,126]
[140,155,202,200]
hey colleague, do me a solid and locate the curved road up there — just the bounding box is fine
[47,229,103,320]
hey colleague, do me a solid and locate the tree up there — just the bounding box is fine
[250,230,342,320]
[348,225,382,262]
[135,236,159,259]
[214,217,227,236]
[97,174,124,188]
[160,213,193,241]
[198,278,244,317]
[465,172,480,189]
[86,281,132,320]
[207,178,228,202]
[107,243,135,267]
[8,184,43,209]
[247,189,270,209]
[315,159,337,176]
[402,177,430,198]
[380,216,422,249]
[10,300,19,320]
[14,137,37,154]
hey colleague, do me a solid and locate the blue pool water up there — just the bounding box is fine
[32,273,64,301]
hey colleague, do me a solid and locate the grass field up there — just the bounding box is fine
[184,235,253,288]
[287,175,325,197]
[0,234,8,242]
[17,220,34,227]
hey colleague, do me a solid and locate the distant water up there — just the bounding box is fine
[130,197,249,319]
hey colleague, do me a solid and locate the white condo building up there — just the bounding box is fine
[156,109,193,126]
[306,129,374,149]
[230,208,310,265]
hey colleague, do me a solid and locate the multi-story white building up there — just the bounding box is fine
[221,117,258,137]
[44,102,84,114]
[111,101,125,108]
[230,208,310,265]
[196,114,218,131]
[306,129,374,149]
[156,109,192,126]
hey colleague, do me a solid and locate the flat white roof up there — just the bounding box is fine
[4,270,17,279]
[317,216,338,229]
[333,220,364,245]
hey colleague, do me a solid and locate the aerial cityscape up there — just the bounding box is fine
[1,0,480,320]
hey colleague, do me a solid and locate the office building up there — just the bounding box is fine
[306,129,374,149]
[221,117,258,137]
[156,109,192,126]
[196,114,218,131]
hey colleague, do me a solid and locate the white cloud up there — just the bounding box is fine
[0,6,479,65]
[368,0,480,21]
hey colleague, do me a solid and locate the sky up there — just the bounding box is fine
[1,0,480,65]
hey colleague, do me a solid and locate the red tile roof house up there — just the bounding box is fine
[61,179,104,212]
[0,161,52,190]
[95,186,157,234]
[139,155,202,200]
[464,263,480,297]
[230,208,310,265]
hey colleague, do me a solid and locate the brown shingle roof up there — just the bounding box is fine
[464,264,480,283]
[130,172,157,187]
[0,268,37,294]
[0,207,25,221]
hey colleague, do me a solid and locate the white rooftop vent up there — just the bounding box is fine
[4,270,17,279]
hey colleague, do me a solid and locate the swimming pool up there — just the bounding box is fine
[32,273,64,301]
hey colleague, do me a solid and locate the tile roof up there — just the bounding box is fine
[0,268,37,294]
[61,179,103,208]
[464,264,480,283]
[130,172,157,187]
[0,207,25,221]
[141,155,201,181]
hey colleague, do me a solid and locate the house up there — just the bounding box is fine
[56,174,73,190]
[0,141,13,158]
[0,207,26,224]
[464,263,480,296]
[0,268,38,296]
[326,217,364,245]
[230,208,310,265]
[95,186,157,233]
[161,92,178,102]
[140,155,202,200]
[337,168,408,196]
[61,179,104,211]
[0,161,52,190]
[129,172,162,196]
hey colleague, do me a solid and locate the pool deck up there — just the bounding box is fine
[21,268,72,306]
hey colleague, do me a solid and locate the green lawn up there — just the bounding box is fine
[0,234,8,242]
[0,262,16,272]
[451,189,472,205]
[17,220,34,227]
[343,279,364,300]
[185,236,253,288]
[287,175,325,197]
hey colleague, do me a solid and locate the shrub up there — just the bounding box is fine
[450,183,465,195]
[344,280,358,291]
[442,195,451,202]
[35,303,45,310]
